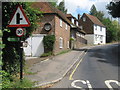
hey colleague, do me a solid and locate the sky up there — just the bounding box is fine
[58,0,113,19]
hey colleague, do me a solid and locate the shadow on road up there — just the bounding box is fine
[87,44,120,67]
[73,48,87,51]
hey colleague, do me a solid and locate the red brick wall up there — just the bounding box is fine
[54,16,70,55]
[33,14,55,35]
[32,14,70,55]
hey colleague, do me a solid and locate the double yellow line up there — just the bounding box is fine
[69,50,88,80]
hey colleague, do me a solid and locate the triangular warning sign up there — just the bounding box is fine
[8,5,30,27]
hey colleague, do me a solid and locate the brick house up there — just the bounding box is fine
[66,14,87,49]
[79,13,106,45]
[24,2,71,56]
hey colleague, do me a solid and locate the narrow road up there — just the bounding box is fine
[51,44,120,89]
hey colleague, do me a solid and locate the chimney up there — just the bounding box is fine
[78,14,81,20]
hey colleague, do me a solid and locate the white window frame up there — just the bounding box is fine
[83,17,86,22]
[65,24,68,30]
[72,18,74,24]
[60,19,62,27]
[100,26,102,31]
[76,21,78,26]
[95,34,97,41]
[59,37,63,49]
[67,41,69,49]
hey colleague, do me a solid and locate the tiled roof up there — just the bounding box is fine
[66,14,73,18]
[66,14,86,34]
[31,2,72,25]
[84,13,105,27]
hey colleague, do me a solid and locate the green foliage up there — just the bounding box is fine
[2,47,20,75]
[57,0,67,14]
[43,35,55,53]
[89,4,120,42]
[49,1,58,8]
[2,2,42,79]
[90,4,104,22]
[41,52,52,57]
[2,2,42,39]
[11,78,34,88]
[50,0,67,14]
[70,37,75,41]
[107,1,120,18]
[102,18,120,42]
[1,71,12,88]
[89,4,97,16]
[0,30,2,37]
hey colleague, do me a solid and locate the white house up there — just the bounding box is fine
[79,13,106,45]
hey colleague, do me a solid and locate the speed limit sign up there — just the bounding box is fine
[16,28,24,37]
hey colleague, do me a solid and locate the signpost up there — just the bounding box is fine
[8,4,30,81]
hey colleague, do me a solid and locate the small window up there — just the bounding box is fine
[60,19,62,27]
[100,26,102,31]
[65,24,68,30]
[72,18,74,24]
[95,25,97,30]
[67,41,69,48]
[100,35,103,40]
[59,37,63,49]
[83,17,86,22]
[76,21,78,26]
[95,34,97,41]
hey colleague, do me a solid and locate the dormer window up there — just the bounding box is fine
[83,17,86,22]
[72,18,74,24]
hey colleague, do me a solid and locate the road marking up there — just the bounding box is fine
[105,80,120,89]
[69,51,88,80]
[71,80,93,89]
[86,80,93,89]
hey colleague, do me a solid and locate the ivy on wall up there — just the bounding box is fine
[43,35,55,53]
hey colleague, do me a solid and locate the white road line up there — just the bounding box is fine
[105,80,120,89]
[86,80,93,89]
[71,80,93,89]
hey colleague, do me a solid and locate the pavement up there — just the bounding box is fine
[24,47,87,87]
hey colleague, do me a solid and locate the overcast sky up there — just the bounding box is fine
[58,0,113,19]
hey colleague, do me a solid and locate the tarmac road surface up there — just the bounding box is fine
[51,44,120,89]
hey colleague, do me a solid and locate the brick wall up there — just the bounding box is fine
[33,14,55,35]
[79,14,93,34]
[33,14,70,55]
[54,15,70,55]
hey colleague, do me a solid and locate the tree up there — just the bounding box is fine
[90,4,104,22]
[57,0,67,14]
[107,1,120,18]
[89,4,97,16]
[49,0,58,8]
[102,18,120,42]
[96,11,104,22]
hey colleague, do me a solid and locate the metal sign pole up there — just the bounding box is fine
[20,38,23,82]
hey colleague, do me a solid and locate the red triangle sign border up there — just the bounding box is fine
[8,4,30,27]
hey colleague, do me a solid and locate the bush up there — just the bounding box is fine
[11,78,34,88]
[43,35,55,53]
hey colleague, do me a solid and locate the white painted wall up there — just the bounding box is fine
[93,24,106,44]
[24,34,46,57]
